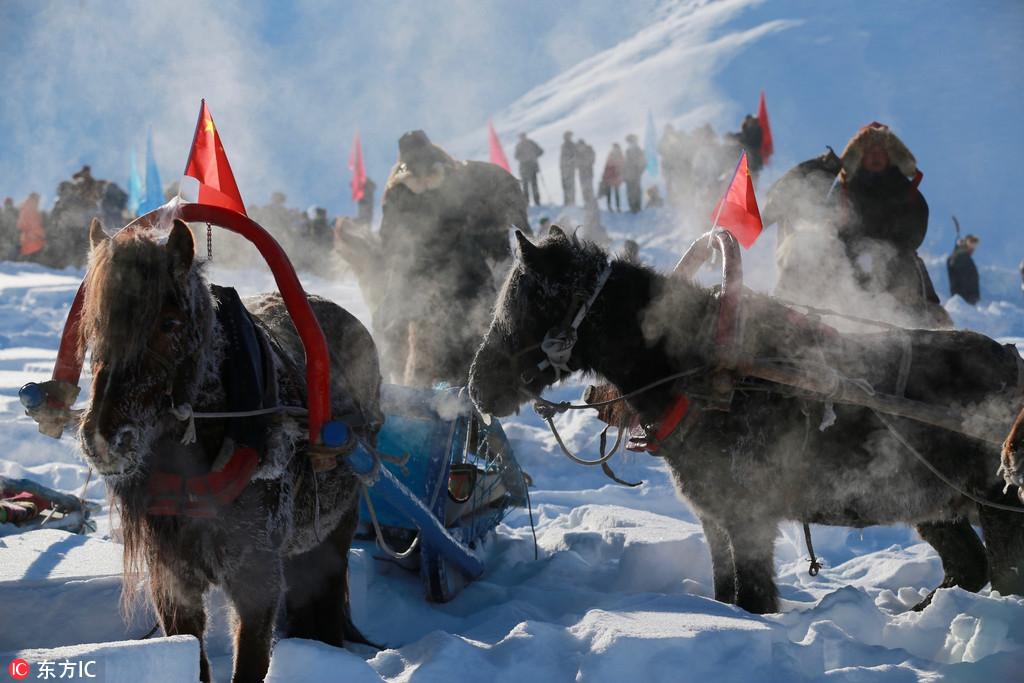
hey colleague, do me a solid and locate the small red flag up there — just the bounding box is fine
[184,99,247,215]
[710,152,763,249]
[488,120,511,172]
[757,90,774,163]
[348,131,367,203]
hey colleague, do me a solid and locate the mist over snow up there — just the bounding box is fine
[2,1,1024,682]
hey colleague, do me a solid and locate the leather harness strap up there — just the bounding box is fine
[146,286,272,517]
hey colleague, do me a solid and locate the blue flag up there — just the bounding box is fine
[644,109,659,178]
[127,148,143,216]
[138,130,164,214]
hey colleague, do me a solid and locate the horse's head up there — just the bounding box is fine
[79,218,214,480]
[469,227,608,417]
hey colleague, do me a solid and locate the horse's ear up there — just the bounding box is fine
[167,219,194,276]
[88,218,108,251]
[548,225,568,241]
[514,230,542,269]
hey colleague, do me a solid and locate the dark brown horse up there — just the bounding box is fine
[469,228,1024,615]
[79,218,383,682]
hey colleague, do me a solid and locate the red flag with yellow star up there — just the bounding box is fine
[710,151,762,248]
[184,99,247,215]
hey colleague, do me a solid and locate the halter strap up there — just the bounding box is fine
[536,264,613,380]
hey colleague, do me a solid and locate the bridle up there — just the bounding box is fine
[512,261,614,390]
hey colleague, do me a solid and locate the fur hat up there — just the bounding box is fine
[390,130,456,195]
[840,122,917,178]
[398,130,454,170]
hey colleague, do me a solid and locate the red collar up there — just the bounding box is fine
[626,394,690,454]
[146,447,259,517]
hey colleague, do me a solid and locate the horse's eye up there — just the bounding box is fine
[159,317,182,333]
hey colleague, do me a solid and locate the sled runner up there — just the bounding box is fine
[19,200,525,602]
[0,475,99,535]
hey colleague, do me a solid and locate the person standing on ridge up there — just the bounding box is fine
[514,133,544,206]
[599,143,624,212]
[624,134,646,213]
[576,138,596,207]
[947,234,980,305]
[357,177,377,225]
[560,131,577,206]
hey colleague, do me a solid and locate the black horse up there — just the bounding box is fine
[79,219,383,681]
[469,228,1024,614]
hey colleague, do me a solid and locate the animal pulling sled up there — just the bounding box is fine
[19,201,525,602]
[578,229,1024,498]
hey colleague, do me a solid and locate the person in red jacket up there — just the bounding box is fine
[599,143,624,212]
[17,193,46,261]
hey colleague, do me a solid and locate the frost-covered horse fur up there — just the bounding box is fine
[469,229,1024,615]
[79,219,383,682]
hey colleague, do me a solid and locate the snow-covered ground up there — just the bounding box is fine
[1,206,1022,682]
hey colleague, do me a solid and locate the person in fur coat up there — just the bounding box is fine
[366,130,530,384]
[765,123,948,328]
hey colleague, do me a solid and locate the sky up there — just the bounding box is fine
[1,0,1022,264]
[0,0,655,216]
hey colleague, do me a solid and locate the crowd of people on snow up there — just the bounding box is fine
[1,115,1015,319]
[513,130,654,214]
[0,165,378,276]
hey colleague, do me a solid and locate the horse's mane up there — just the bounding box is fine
[80,231,206,369]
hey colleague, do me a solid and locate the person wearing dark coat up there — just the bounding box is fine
[765,123,947,328]
[947,234,980,305]
[599,144,624,212]
[373,130,531,383]
[514,133,544,206]
[738,114,763,175]
[559,131,577,206]
[101,182,128,230]
[623,134,646,213]
[357,177,377,224]
[0,197,18,260]
[575,138,596,206]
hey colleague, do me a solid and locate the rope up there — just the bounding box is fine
[543,417,622,467]
[523,471,538,561]
[168,402,309,445]
[873,410,1024,514]
[361,484,421,560]
[777,299,906,331]
[803,522,822,577]
[530,367,707,417]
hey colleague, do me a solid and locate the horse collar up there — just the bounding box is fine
[148,286,274,517]
[536,263,613,380]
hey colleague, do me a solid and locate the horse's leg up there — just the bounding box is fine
[912,518,988,611]
[222,556,282,683]
[150,566,211,682]
[726,519,779,614]
[284,508,376,647]
[698,515,736,604]
[977,489,1024,598]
